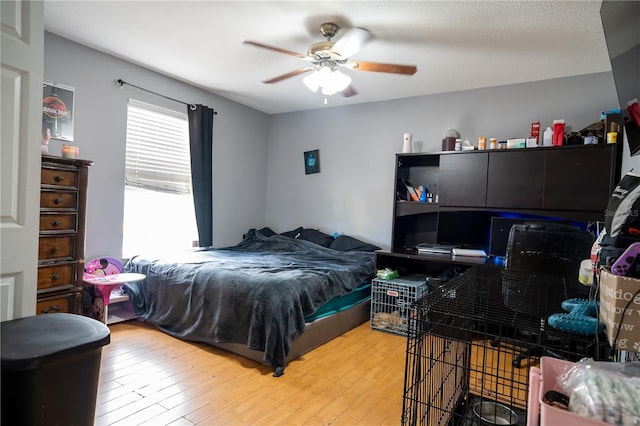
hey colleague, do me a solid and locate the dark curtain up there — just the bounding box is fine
[188,104,214,247]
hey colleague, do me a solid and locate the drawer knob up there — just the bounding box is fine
[51,273,61,281]
[54,175,64,183]
[51,220,61,227]
[41,304,62,314]
[53,198,62,205]
[51,246,60,253]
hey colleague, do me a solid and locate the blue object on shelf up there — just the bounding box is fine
[547,298,604,335]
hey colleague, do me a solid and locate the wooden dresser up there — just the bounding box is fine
[37,155,93,315]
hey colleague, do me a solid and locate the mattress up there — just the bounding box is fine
[304,282,371,322]
[211,296,371,368]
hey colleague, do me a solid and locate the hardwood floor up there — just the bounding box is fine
[95,320,407,426]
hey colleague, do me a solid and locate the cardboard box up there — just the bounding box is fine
[599,268,640,350]
[506,138,525,148]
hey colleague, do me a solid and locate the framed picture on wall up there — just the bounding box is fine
[42,81,75,142]
[304,149,320,175]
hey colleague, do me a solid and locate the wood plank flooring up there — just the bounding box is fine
[95,320,407,426]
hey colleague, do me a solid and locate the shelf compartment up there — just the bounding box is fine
[395,201,439,216]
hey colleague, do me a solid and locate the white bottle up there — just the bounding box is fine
[402,133,412,153]
[543,127,553,147]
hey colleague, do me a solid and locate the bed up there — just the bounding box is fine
[122,228,379,376]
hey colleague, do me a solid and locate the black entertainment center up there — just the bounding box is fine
[375,143,621,276]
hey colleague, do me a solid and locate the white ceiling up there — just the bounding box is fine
[43,1,613,115]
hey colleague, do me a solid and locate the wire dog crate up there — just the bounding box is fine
[371,275,433,336]
[402,265,609,426]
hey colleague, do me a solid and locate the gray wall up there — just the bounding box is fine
[44,32,640,258]
[44,33,270,260]
[267,72,640,249]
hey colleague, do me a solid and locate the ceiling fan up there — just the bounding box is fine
[243,22,417,98]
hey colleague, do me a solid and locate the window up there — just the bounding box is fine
[122,99,198,258]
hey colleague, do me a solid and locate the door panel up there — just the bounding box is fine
[486,151,545,209]
[1,0,44,319]
[543,146,615,211]
[438,152,488,207]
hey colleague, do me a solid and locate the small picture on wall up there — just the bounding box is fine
[304,149,320,175]
[42,81,75,142]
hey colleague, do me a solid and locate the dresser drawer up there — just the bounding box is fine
[40,190,77,209]
[41,166,78,188]
[38,235,74,260]
[40,212,77,232]
[38,263,76,291]
[36,293,78,315]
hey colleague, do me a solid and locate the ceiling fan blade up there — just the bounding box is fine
[349,60,417,75]
[341,85,358,98]
[332,27,371,58]
[263,68,314,84]
[243,41,308,59]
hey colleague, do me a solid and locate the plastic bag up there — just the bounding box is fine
[558,358,640,425]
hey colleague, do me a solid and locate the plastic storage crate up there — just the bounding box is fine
[370,275,432,336]
[527,357,607,426]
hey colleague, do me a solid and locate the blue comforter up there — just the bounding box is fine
[123,230,375,371]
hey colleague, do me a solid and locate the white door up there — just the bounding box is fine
[1,1,44,320]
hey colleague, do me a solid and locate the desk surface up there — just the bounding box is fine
[83,272,146,286]
[377,249,504,267]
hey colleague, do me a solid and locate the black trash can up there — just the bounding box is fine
[1,313,110,426]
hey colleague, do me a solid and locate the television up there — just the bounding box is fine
[436,211,493,251]
[600,1,640,155]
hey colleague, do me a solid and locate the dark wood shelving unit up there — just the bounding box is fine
[380,143,622,275]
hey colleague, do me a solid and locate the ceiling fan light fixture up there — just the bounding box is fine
[303,66,351,96]
[303,70,322,92]
[322,69,351,96]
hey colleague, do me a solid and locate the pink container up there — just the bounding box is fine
[527,357,608,426]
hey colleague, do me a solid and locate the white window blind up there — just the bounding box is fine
[125,99,191,194]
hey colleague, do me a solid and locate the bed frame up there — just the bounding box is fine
[211,298,371,376]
